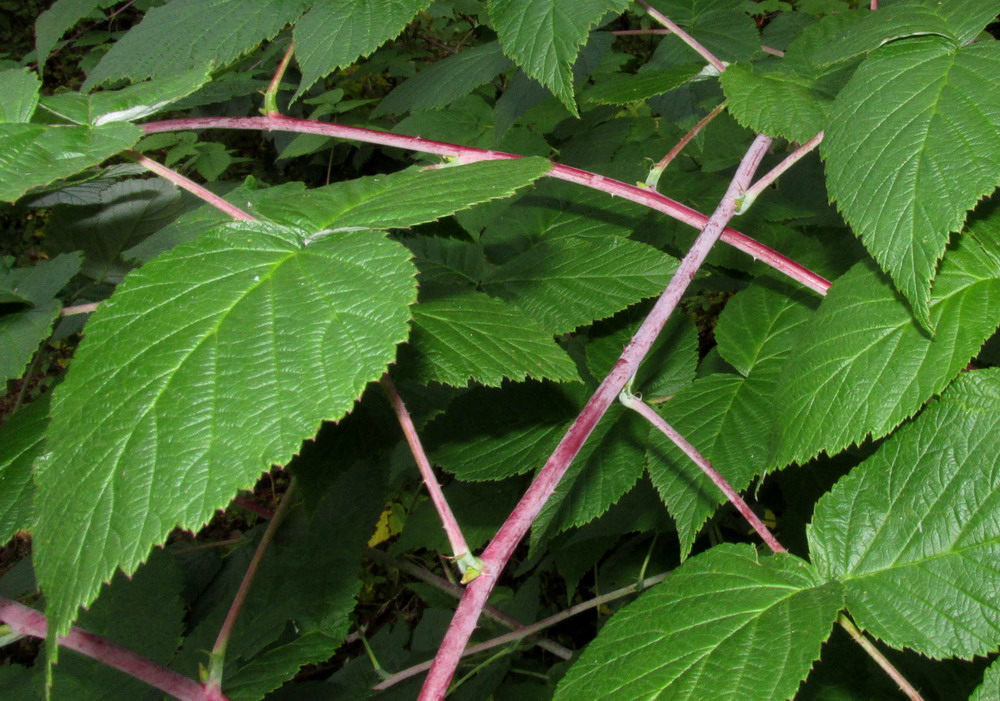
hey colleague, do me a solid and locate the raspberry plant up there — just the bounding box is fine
[1,1,999,700]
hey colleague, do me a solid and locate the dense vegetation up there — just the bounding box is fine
[1,1,999,699]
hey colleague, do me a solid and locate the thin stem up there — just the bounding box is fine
[374,571,670,690]
[646,101,727,190]
[206,480,298,694]
[761,45,785,57]
[736,131,824,214]
[263,40,296,115]
[141,116,831,296]
[636,0,726,72]
[60,302,100,316]
[380,375,474,577]
[838,615,924,701]
[417,134,774,700]
[366,547,572,660]
[127,151,254,221]
[620,392,785,554]
[0,597,220,701]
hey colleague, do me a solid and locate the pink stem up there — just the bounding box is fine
[206,480,297,694]
[762,45,785,57]
[416,134,774,700]
[636,0,727,72]
[380,375,471,564]
[61,302,100,316]
[619,393,785,553]
[646,101,727,189]
[141,116,830,296]
[128,152,254,221]
[0,597,221,701]
[838,615,923,700]
[738,131,824,213]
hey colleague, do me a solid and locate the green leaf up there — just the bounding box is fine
[35,0,117,71]
[407,291,578,387]
[54,549,185,699]
[484,236,679,335]
[0,69,41,123]
[34,221,417,643]
[224,632,343,701]
[648,283,815,557]
[822,37,1000,321]
[0,123,141,203]
[124,179,308,263]
[808,369,1000,659]
[720,60,837,142]
[0,253,83,385]
[487,0,630,114]
[46,179,185,283]
[0,396,49,543]
[715,282,817,377]
[773,227,1000,468]
[293,0,433,101]
[805,0,1000,68]
[84,0,310,89]
[373,41,513,116]
[41,68,212,125]
[427,381,577,481]
[972,658,1000,701]
[554,544,844,701]
[532,404,646,545]
[581,64,703,105]
[256,158,552,231]
[646,0,761,65]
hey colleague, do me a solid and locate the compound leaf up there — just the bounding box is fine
[407,291,578,387]
[773,227,1000,468]
[293,0,432,100]
[822,37,1000,321]
[85,0,309,88]
[809,368,1000,659]
[555,544,843,701]
[487,0,630,114]
[34,221,417,643]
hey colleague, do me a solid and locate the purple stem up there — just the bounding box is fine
[620,392,785,553]
[636,0,727,72]
[0,597,222,701]
[416,134,774,700]
[380,376,471,567]
[141,116,830,296]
